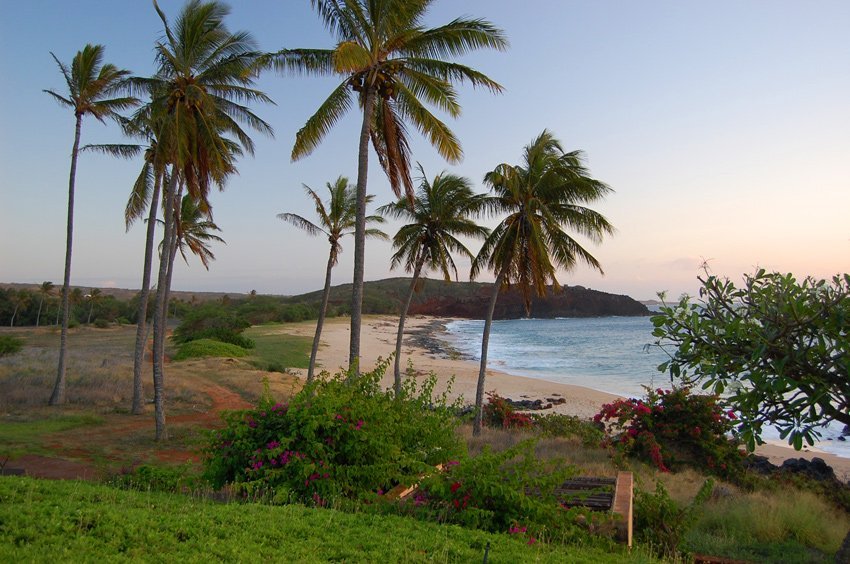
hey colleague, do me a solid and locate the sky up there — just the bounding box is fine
[1,1,848,301]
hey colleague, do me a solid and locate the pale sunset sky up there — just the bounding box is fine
[1,1,848,301]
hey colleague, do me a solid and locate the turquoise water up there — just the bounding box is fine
[444,316,849,460]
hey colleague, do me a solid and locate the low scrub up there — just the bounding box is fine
[173,339,249,361]
[0,335,23,357]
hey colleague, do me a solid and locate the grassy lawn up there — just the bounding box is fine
[0,477,649,563]
[0,414,104,458]
[243,325,311,371]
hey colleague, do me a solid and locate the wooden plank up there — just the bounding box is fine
[611,471,633,548]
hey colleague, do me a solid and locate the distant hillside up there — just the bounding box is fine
[292,278,649,319]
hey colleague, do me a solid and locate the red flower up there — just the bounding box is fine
[450,481,462,493]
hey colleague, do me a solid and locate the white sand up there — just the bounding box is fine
[280,314,850,479]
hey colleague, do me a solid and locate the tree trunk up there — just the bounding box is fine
[131,171,165,415]
[151,167,177,440]
[87,302,94,324]
[10,304,19,327]
[36,297,44,327]
[394,258,425,395]
[349,87,376,373]
[308,250,336,383]
[50,113,82,406]
[473,269,506,436]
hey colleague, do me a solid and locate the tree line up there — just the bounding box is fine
[43,0,616,439]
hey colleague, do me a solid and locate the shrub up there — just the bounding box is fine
[595,387,744,480]
[483,392,532,429]
[0,335,23,358]
[172,303,252,347]
[203,359,464,505]
[530,413,605,445]
[634,478,714,559]
[93,318,109,329]
[173,339,249,361]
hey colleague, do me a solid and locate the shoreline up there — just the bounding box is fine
[276,315,850,479]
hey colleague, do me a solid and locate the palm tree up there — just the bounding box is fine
[36,281,55,327]
[274,0,507,370]
[278,177,386,382]
[469,130,616,435]
[9,290,31,327]
[170,194,226,269]
[86,288,102,324]
[44,44,138,406]
[140,0,274,440]
[377,167,488,393]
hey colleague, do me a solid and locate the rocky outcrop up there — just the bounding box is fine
[407,281,649,319]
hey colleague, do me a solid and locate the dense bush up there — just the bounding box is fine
[173,339,249,361]
[172,303,253,348]
[204,360,464,504]
[0,335,23,357]
[483,392,533,429]
[595,387,744,480]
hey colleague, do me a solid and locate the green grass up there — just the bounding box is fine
[0,414,104,457]
[173,339,249,361]
[243,325,311,371]
[0,477,650,563]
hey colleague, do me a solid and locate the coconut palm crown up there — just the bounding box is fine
[272,0,507,369]
[378,165,489,390]
[470,130,615,435]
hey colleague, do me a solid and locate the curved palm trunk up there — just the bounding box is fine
[349,88,376,373]
[308,251,336,382]
[151,167,177,440]
[50,113,83,406]
[131,172,165,414]
[36,297,44,327]
[393,257,425,395]
[473,269,507,436]
[87,302,94,324]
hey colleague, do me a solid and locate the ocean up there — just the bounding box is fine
[443,316,849,460]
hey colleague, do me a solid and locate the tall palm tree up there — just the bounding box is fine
[278,177,386,382]
[8,290,31,327]
[44,44,138,406]
[139,0,273,440]
[377,166,488,393]
[273,0,507,370]
[469,130,616,435]
[36,281,55,327]
[86,288,102,324]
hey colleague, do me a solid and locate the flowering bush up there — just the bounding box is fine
[594,387,744,479]
[203,359,464,504]
[482,392,533,429]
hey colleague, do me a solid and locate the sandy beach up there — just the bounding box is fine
[283,315,850,479]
